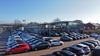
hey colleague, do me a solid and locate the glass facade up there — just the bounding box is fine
[25,21,84,36]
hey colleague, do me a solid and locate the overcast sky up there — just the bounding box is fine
[0,0,100,24]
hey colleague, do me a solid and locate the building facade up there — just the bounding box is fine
[84,23,100,34]
[24,21,84,36]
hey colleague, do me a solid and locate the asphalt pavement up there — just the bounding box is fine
[0,31,10,56]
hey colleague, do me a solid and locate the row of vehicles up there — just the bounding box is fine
[6,35,30,55]
[60,32,89,41]
[6,31,64,55]
[47,39,100,56]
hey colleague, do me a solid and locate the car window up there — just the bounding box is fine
[16,40,25,44]
[49,41,51,43]
[83,47,87,49]
[56,52,61,55]
[20,45,26,47]
[61,52,67,56]
[53,40,59,42]
[76,45,82,47]
[16,46,22,48]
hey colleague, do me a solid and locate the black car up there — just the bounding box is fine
[32,42,51,51]
[44,54,56,56]
[60,35,73,41]
[62,46,85,56]
[50,32,59,36]
[69,35,77,40]
[52,50,76,56]
[92,46,100,56]
[80,42,95,50]
[85,40,98,47]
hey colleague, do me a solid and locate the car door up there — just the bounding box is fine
[13,46,24,53]
[54,41,60,45]
[52,41,57,45]
[38,43,48,49]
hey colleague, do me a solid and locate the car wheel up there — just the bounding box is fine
[24,49,29,52]
[9,52,13,55]
[34,48,38,51]
[47,46,50,49]
[52,44,55,46]
[60,43,63,45]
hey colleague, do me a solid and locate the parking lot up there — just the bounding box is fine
[0,31,95,56]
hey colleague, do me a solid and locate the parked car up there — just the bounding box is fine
[50,32,59,36]
[91,40,100,45]
[62,46,85,56]
[83,34,89,38]
[6,41,30,55]
[69,35,77,40]
[13,35,22,40]
[75,35,81,39]
[80,42,95,50]
[60,35,73,41]
[52,50,76,56]
[42,37,52,41]
[90,33,98,38]
[7,41,17,46]
[92,46,100,56]
[49,40,64,46]
[85,40,98,47]
[73,44,91,55]
[31,42,51,51]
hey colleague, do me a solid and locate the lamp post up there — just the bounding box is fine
[23,20,26,31]
[23,20,26,25]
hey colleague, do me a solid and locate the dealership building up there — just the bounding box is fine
[24,21,84,36]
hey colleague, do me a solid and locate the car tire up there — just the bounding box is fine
[52,44,55,46]
[34,48,38,51]
[24,49,29,52]
[9,52,13,55]
[47,46,50,49]
[60,43,63,45]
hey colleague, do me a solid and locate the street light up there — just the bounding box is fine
[23,20,26,31]
[23,20,26,25]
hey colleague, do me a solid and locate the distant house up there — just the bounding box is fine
[84,23,100,34]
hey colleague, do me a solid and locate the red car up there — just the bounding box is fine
[6,40,30,55]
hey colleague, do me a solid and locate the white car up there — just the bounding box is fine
[14,35,22,40]
[42,37,52,41]
[74,44,91,55]
[90,33,98,38]
[49,40,64,46]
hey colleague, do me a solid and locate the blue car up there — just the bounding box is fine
[60,35,73,41]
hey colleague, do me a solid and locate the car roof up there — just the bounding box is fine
[16,40,25,44]
[77,44,88,47]
[49,39,59,41]
[61,50,75,55]
[81,42,91,44]
[94,46,100,49]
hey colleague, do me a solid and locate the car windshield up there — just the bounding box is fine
[76,45,82,47]
[16,40,25,44]
[60,53,67,56]
[53,40,59,42]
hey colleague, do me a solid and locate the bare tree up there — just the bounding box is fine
[14,19,22,25]
[52,18,61,22]
[73,20,83,23]
[28,22,39,25]
[13,19,23,29]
